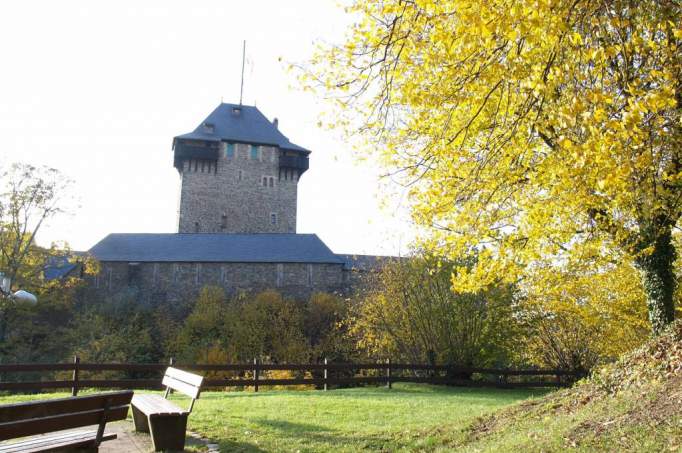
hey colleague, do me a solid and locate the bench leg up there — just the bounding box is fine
[148,414,188,452]
[131,404,150,433]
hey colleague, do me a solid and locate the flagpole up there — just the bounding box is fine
[239,40,246,105]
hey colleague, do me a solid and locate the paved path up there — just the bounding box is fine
[100,421,219,452]
[100,421,151,452]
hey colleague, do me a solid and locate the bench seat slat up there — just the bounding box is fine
[0,406,128,441]
[131,395,186,416]
[0,430,116,453]
[0,430,95,449]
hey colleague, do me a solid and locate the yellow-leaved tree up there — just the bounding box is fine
[306,0,682,334]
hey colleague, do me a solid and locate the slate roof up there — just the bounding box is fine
[44,255,82,280]
[175,103,310,153]
[89,233,343,264]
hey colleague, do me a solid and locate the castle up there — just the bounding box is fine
[86,103,388,303]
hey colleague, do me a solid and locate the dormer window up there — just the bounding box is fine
[203,122,215,134]
[232,107,242,116]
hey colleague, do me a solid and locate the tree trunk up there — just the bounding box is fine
[634,227,677,336]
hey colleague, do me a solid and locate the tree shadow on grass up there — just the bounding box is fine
[256,419,332,433]
[253,418,393,450]
[215,439,269,453]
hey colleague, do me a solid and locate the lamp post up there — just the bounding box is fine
[0,273,9,295]
[0,271,38,343]
[0,272,38,304]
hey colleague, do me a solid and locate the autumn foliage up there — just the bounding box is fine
[306,0,682,335]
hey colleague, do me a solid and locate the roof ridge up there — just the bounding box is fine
[104,232,316,237]
[89,233,344,264]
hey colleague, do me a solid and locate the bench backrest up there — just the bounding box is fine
[0,390,133,442]
[163,367,203,412]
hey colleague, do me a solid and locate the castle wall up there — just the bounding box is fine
[90,261,347,304]
[177,143,298,234]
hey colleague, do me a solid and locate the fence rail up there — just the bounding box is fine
[0,357,582,395]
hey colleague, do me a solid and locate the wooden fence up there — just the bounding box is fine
[0,358,582,395]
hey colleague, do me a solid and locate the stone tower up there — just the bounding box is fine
[173,103,310,234]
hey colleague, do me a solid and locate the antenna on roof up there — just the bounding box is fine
[239,40,246,105]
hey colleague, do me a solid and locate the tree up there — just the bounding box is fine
[521,257,650,372]
[0,163,74,293]
[175,286,229,363]
[0,163,85,357]
[305,292,354,362]
[226,290,308,363]
[307,1,682,334]
[349,255,519,370]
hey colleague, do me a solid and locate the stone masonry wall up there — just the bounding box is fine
[89,261,347,306]
[177,142,298,234]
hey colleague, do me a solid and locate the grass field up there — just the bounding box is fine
[0,384,548,452]
[5,326,680,452]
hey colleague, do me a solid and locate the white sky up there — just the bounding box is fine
[0,1,416,256]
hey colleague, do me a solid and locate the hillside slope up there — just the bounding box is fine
[443,321,682,452]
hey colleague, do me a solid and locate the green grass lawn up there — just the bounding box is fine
[189,384,547,452]
[0,384,548,452]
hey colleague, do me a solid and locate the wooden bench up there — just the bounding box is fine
[0,390,133,452]
[131,367,203,452]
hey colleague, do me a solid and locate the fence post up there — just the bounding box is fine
[71,356,80,396]
[386,358,392,389]
[323,358,328,391]
[253,358,259,393]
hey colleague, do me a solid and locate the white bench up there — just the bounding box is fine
[131,367,203,452]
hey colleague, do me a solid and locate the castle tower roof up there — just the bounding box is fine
[174,103,310,153]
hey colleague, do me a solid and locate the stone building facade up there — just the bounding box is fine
[174,103,309,234]
[94,261,347,303]
[178,143,299,234]
[88,233,351,302]
[84,103,391,303]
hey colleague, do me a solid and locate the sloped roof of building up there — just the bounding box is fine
[43,254,84,280]
[174,103,310,153]
[337,254,405,271]
[89,233,343,264]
